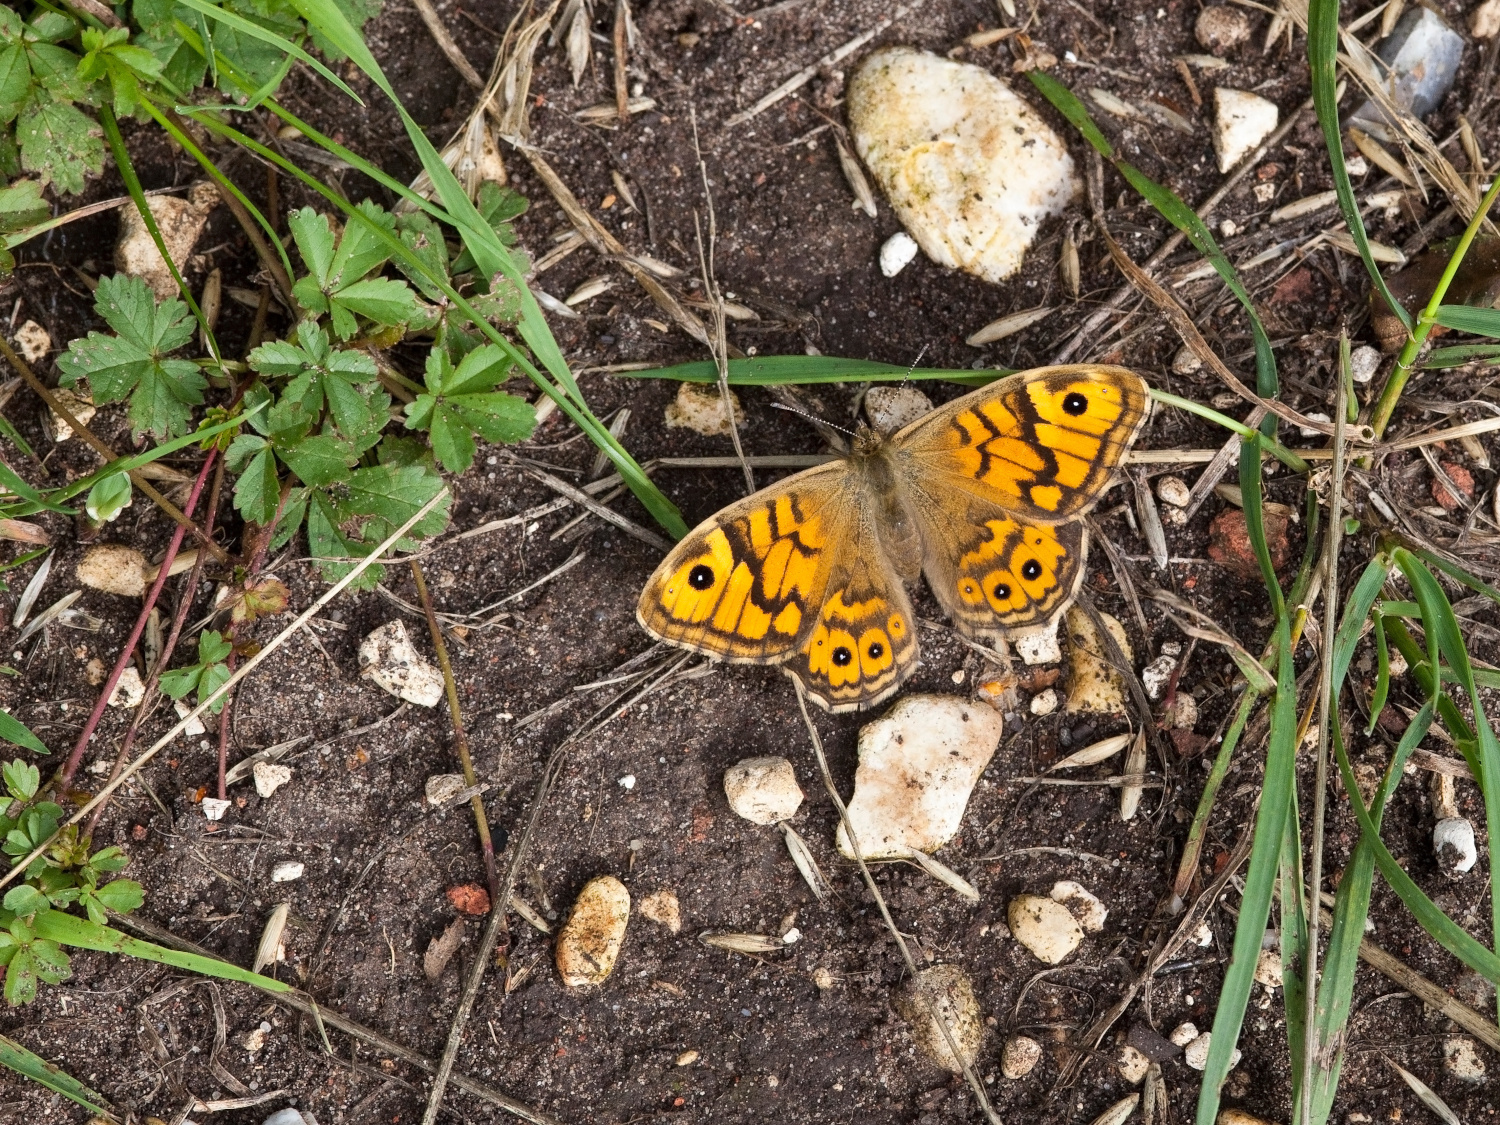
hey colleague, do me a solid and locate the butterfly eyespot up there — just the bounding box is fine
[1063,392,1089,416]
[993,582,1012,600]
[688,564,716,590]
[867,641,885,659]
[1021,559,1043,580]
[832,646,853,667]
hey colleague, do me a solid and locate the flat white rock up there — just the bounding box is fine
[1118,1044,1150,1084]
[865,384,932,433]
[425,773,467,805]
[107,666,146,708]
[1434,816,1478,875]
[1443,1036,1486,1080]
[663,381,743,436]
[358,620,444,707]
[639,889,682,933]
[835,694,1004,858]
[1013,615,1063,665]
[270,860,304,883]
[174,700,206,737]
[253,761,293,799]
[1050,880,1107,933]
[1213,89,1279,173]
[1008,894,1084,964]
[724,756,804,825]
[556,875,630,987]
[1001,1035,1042,1079]
[892,964,984,1072]
[77,545,148,598]
[115,182,219,300]
[848,47,1079,284]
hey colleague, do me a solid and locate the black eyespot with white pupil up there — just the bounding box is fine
[1021,559,1043,580]
[993,581,1012,600]
[688,564,715,590]
[1062,392,1088,416]
[832,646,853,667]
[867,641,885,659]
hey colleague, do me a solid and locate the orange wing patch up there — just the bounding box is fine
[943,518,1085,635]
[788,563,918,712]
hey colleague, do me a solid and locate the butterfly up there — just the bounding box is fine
[636,364,1151,712]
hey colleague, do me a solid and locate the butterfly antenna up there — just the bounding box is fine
[899,344,930,391]
[770,401,857,437]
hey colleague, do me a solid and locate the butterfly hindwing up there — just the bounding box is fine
[636,464,852,663]
[898,364,1149,524]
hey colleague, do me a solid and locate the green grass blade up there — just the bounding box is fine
[0,411,34,458]
[1280,795,1309,1111]
[1423,344,1500,368]
[0,709,47,753]
[32,910,292,992]
[1433,305,1500,337]
[1307,0,1412,333]
[1237,435,1285,616]
[1331,555,1393,690]
[170,0,363,104]
[1366,613,1390,734]
[1023,71,1116,158]
[0,458,74,515]
[0,1033,116,1119]
[619,356,1005,386]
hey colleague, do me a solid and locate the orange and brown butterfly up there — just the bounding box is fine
[636,364,1151,712]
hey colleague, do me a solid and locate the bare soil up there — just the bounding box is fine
[2,0,1499,1123]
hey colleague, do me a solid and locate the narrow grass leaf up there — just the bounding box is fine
[171,0,362,103]
[1433,305,1500,338]
[1389,1060,1462,1125]
[1279,797,1308,1110]
[0,1033,115,1119]
[1366,613,1390,735]
[1423,344,1500,368]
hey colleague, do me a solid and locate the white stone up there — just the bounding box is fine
[253,761,293,799]
[115,182,220,299]
[77,545,148,598]
[1434,817,1478,875]
[1213,89,1280,173]
[1008,894,1084,964]
[1064,607,1132,715]
[663,381,743,436]
[201,797,231,821]
[1141,653,1176,701]
[1254,947,1282,988]
[1001,1035,1042,1079]
[1196,5,1252,52]
[782,926,801,944]
[1014,615,1064,665]
[892,964,984,1072]
[1050,880,1107,933]
[107,666,146,708]
[879,230,920,277]
[1183,1031,1238,1070]
[724,756,804,825]
[639,889,682,933]
[1118,1044,1150,1084]
[556,875,630,987]
[865,385,933,433]
[1156,476,1191,507]
[174,700,206,737]
[619,774,637,790]
[46,387,95,443]
[836,695,1004,858]
[262,1111,311,1125]
[1349,345,1381,384]
[425,773,467,805]
[1171,345,1204,376]
[270,860,304,882]
[13,320,50,364]
[1298,411,1332,439]
[1475,0,1500,39]
[1167,692,1199,730]
[848,48,1079,284]
[357,620,444,707]
[1442,1036,1486,1080]
[1029,688,1059,716]
[1170,1022,1200,1046]
[676,1049,699,1066]
[1192,921,1215,947]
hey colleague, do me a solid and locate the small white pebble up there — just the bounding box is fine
[677,1049,699,1066]
[766,1074,780,1088]
[201,798,231,822]
[1443,1037,1486,1080]
[1118,1044,1150,1084]
[619,775,637,790]
[879,231,920,277]
[1348,344,1381,384]
[1170,1022,1200,1047]
[1298,411,1331,438]
[270,860,305,883]
[951,668,966,684]
[1156,476,1191,507]
[782,927,802,944]
[1029,688,1059,716]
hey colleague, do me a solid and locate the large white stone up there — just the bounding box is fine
[848,48,1079,284]
[835,694,1004,859]
[1064,607,1132,715]
[357,620,444,707]
[723,757,804,825]
[556,875,630,987]
[1213,89,1279,173]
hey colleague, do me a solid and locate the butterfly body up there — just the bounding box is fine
[637,365,1150,712]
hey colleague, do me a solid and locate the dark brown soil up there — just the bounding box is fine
[2,0,1499,1123]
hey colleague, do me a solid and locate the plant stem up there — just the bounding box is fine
[57,450,218,793]
[410,560,500,902]
[1369,173,1500,439]
[1151,389,1312,472]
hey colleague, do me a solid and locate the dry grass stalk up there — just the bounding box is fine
[781,824,831,901]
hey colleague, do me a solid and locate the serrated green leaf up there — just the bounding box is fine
[89,878,143,914]
[230,441,280,524]
[0,45,31,125]
[289,206,335,285]
[342,461,449,541]
[198,630,231,665]
[197,661,230,711]
[26,44,84,103]
[278,432,353,488]
[157,666,198,700]
[16,95,103,196]
[0,179,47,234]
[2,759,38,798]
[2,886,48,918]
[4,946,37,1004]
[248,337,309,375]
[86,846,128,873]
[328,198,395,285]
[331,275,416,334]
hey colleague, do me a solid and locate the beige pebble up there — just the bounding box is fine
[664,382,743,436]
[1217,1112,1279,1125]
[1029,688,1059,716]
[1156,475,1191,508]
[1118,1044,1150,1084]
[865,384,932,433]
[1254,947,1282,988]
[1167,691,1199,730]
[1170,1021,1199,1046]
[115,182,220,299]
[723,756,804,825]
[1214,89,1280,174]
[676,1049,699,1066]
[639,889,682,934]
[556,875,631,987]
[358,620,444,708]
[77,544,148,597]
[13,320,50,364]
[1001,1035,1042,1079]
[425,773,467,805]
[1008,894,1084,964]
[1195,5,1252,53]
[1050,880,1107,933]
[253,761,293,799]
[1442,1036,1486,1080]
[892,964,984,1072]
[1064,607,1132,715]
[107,665,146,708]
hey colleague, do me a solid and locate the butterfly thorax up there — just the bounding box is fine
[847,425,924,582]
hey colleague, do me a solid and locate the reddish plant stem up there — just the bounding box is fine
[57,450,219,794]
[83,457,226,841]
